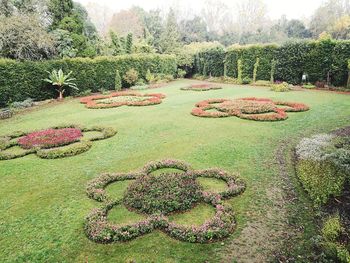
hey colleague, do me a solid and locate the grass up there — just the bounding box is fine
[168,203,216,226]
[197,177,228,193]
[0,79,349,262]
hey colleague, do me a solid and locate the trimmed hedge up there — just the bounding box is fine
[0,54,176,107]
[193,40,350,86]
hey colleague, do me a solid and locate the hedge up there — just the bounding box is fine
[0,54,176,106]
[193,40,350,86]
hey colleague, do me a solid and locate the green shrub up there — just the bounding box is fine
[242,77,251,85]
[115,70,122,90]
[237,59,243,84]
[347,59,350,89]
[123,68,139,86]
[303,83,316,89]
[296,134,348,205]
[0,54,176,106]
[253,57,260,83]
[177,69,186,78]
[254,80,271,87]
[321,215,350,263]
[191,40,350,86]
[145,69,155,83]
[270,82,291,92]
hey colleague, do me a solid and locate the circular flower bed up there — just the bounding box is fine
[0,125,117,160]
[181,83,222,91]
[18,128,82,149]
[191,97,309,121]
[85,159,246,243]
[80,91,166,109]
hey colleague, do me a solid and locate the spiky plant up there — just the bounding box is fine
[44,69,78,100]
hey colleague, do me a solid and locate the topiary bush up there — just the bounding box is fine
[270,82,291,92]
[123,68,139,87]
[295,134,349,205]
[0,54,176,107]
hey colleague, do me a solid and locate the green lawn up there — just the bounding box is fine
[0,79,349,262]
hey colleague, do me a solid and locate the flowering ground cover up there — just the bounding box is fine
[0,125,116,160]
[191,97,309,121]
[80,91,166,109]
[0,79,349,262]
[85,159,245,243]
[181,83,222,91]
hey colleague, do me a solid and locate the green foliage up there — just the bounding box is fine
[321,214,350,263]
[44,69,78,99]
[114,70,122,90]
[126,33,133,54]
[242,77,251,85]
[0,54,177,106]
[237,59,243,84]
[192,40,350,87]
[123,68,139,86]
[270,82,291,92]
[145,69,155,83]
[48,0,74,29]
[270,59,276,83]
[159,8,181,54]
[253,57,260,82]
[347,59,350,89]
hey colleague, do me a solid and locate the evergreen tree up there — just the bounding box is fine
[159,8,181,53]
[48,0,74,29]
[237,59,243,84]
[115,69,122,90]
[126,33,133,54]
[109,31,122,55]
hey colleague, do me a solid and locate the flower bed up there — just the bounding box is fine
[85,159,246,243]
[0,125,117,160]
[181,83,222,91]
[191,97,309,121]
[18,128,82,149]
[80,91,166,109]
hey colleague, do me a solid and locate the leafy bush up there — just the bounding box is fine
[177,69,186,78]
[303,83,316,89]
[295,134,349,205]
[253,57,260,83]
[0,54,176,107]
[145,69,155,83]
[254,80,271,87]
[237,59,243,84]
[123,68,139,86]
[114,70,122,90]
[242,77,252,85]
[44,69,78,100]
[11,98,34,109]
[270,82,291,92]
[321,214,350,263]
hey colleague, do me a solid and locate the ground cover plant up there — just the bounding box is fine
[191,97,309,121]
[0,79,349,262]
[0,124,116,160]
[85,159,245,243]
[80,91,166,109]
[181,83,222,91]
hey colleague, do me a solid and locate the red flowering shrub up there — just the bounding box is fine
[0,125,117,160]
[18,128,82,149]
[85,159,246,243]
[80,91,166,109]
[191,97,309,121]
[181,83,222,91]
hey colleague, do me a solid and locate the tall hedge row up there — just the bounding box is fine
[194,40,350,86]
[0,54,176,106]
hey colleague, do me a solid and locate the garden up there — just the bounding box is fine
[1,0,350,262]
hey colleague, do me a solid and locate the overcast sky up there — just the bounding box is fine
[76,0,324,19]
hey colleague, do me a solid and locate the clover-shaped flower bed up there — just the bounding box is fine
[85,159,246,243]
[181,83,222,91]
[191,97,309,121]
[80,91,166,109]
[0,125,116,160]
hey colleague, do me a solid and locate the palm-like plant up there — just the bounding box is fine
[44,69,78,100]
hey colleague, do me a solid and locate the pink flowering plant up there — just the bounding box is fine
[191,97,309,121]
[80,91,166,109]
[85,159,246,243]
[0,125,117,160]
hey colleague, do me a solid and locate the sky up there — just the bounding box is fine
[76,0,324,20]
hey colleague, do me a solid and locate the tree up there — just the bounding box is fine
[115,69,122,90]
[285,19,311,38]
[201,0,230,34]
[108,9,144,38]
[109,31,123,55]
[331,15,350,39]
[44,69,78,100]
[0,0,14,17]
[143,9,164,52]
[125,33,133,54]
[180,16,208,44]
[48,0,74,29]
[0,14,55,60]
[159,8,181,53]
